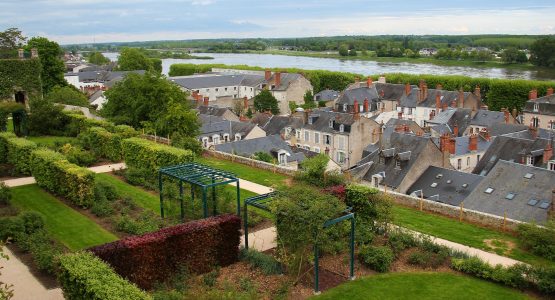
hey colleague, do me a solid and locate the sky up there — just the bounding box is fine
[1,0,554,45]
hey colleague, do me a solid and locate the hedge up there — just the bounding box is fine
[30,148,96,207]
[90,214,241,290]
[0,132,16,163]
[6,137,38,175]
[64,112,116,136]
[122,137,194,178]
[113,124,138,138]
[58,252,151,300]
[80,127,124,161]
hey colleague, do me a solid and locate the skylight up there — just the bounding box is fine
[461,183,469,188]
[527,199,538,206]
[484,187,494,194]
[436,174,443,179]
[430,182,438,188]
[505,193,516,200]
[524,173,534,179]
[446,180,452,184]
[539,201,550,209]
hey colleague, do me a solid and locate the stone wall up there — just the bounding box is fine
[206,150,297,176]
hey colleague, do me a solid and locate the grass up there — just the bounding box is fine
[196,156,290,190]
[10,185,118,251]
[6,118,13,132]
[314,272,532,300]
[26,136,77,149]
[392,205,555,267]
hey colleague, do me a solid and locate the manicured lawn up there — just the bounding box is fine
[392,205,555,267]
[196,156,290,189]
[314,272,531,300]
[10,185,118,251]
[26,136,77,149]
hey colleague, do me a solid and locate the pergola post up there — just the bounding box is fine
[314,243,320,294]
[202,186,208,218]
[159,172,164,218]
[179,181,184,222]
[350,217,355,280]
[212,176,216,216]
[236,180,241,217]
[243,202,249,249]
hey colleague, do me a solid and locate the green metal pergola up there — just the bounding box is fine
[243,192,356,294]
[158,163,240,222]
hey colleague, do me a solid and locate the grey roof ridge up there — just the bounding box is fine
[497,159,555,172]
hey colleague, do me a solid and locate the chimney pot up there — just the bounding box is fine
[265,70,271,81]
[363,98,369,113]
[504,109,510,124]
[474,85,481,100]
[453,124,459,136]
[529,89,538,100]
[469,134,478,151]
[398,111,403,120]
[275,72,281,88]
[435,92,441,111]
[405,83,411,95]
[547,87,554,96]
[543,142,553,164]
[203,96,209,106]
[353,99,359,114]
[367,77,373,87]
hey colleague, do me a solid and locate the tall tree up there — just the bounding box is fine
[26,37,66,94]
[44,86,89,106]
[530,38,555,67]
[253,89,280,114]
[117,48,153,71]
[0,27,26,50]
[102,72,198,137]
[88,52,110,65]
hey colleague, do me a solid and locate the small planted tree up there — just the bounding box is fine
[345,185,392,244]
[253,89,280,115]
[297,154,344,187]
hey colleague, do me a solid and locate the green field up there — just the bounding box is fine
[10,185,118,250]
[392,205,554,267]
[26,136,77,149]
[314,272,531,300]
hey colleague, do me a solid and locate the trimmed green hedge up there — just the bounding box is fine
[80,127,124,162]
[58,252,151,300]
[64,112,116,136]
[30,148,95,207]
[122,137,194,178]
[113,125,138,138]
[0,132,16,163]
[6,137,38,175]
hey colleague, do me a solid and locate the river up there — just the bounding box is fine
[103,52,555,81]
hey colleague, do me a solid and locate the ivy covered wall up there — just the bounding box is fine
[0,58,43,102]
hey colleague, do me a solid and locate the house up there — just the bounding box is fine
[215,135,305,169]
[89,90,107,109]
[198,115,265,149]
[352,132,452,193]
[463,109,518,136]
[472,130,554,176]
[425,108,472,137]
[338,78,409,116]
[250,113,304,137]
[314,89,340,104]
[418,48,438,56]
[287,109,380,169]
[464,160,554,223]
[522,88,555,130]
[64,70,145,90]
[198,105,240,122]
[436,133,492,172]
[407,166,484,206]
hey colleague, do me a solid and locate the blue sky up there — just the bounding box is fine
[1,0,554,44]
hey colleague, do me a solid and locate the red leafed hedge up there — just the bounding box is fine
[89,214,241,290]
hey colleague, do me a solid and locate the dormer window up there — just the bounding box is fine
[343,104,347,112]
[526,155,534,166]
[234,133,241,141]
[223,134,230,142]
[533,103,539,112]
[329,120,333,128]
[308,117,313,125]
[212,135,220,144]
[339,124,344,132]
[549,160,555,171]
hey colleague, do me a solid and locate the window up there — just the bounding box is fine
[539,201,550,209]
[339,124,344,132]
[314,132,320,144]
[408,108,413,115]
[457,159,462,170]
[205,88,210,92]
[477,155,481,162]
[304,130,310,142]
[527,199,538,206]
[278,152,287,165]
[526,155,534,166]
[215,88,219,92]
[532,117,539,128]
[329,120,333,128]
[461,183,468,188]
[470,128,474,134]
[533,103,539,112]
[324,134,331,145]
[343,104,347,112]
[234,87,237,90]
[505,193,516,200]
[549,160,555,171]
[235,133,241,141]
[551,122,555,130]
[224,87,228,91]
[202,137,209,148]
[337,136,345,150]
[296,130,301,140]
[308,117,313,125]
[337,151,346,164]
[484,187,494,194]
[466,157,470,167]
[524,173,534,179]
[304,145,310,150]
[212,135,220,144]
[430,182,438,188]
[223,134,230,142]
[314,147,320,153]
[395,160,401,169]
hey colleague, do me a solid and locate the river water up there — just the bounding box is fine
[103,52,555,81]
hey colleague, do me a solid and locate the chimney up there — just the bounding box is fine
[453,123,459,137]
[429,110,435,120]
[367,77,373,87]
[440,133,449,152]
[482,129,491,141]
[18,48,24,59]
[353,99,359,114]
[547,87,554,96]
[404,124,410,133]
[423,84,428,101]
[398,111,403,120]
[529,125,538,139]
[435,92,441,111]
[474,85,481,100]
[529,89,538,100]
[405,83,411,95]
[458,88,465,108]
[380,90,385,98]
[203,96,209,106]
[451,100,457,108]
[196,94,202,107]
[468,134,478,151]
[449,137,456,155]
[436,83,443,90]
[512,108,518,118]
[503,109,510,124]
[543,142,553,164]
[243,96,248,111]
[265,69,271,81]
[481,105,489,111]
[378,76,386,83]
[363,98,369,112]
[275,72,281,88]
[395,125,404,133]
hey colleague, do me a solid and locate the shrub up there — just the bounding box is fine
[90,214,241,290]
[79,127,125,161]
[0,183,11,205]
[451,257,532,290]
[91,199,114,218]
[30,148,96,207]
[388,230,417,254]
[0,132,16,163]
[63,111,116,136]
[359,245,394,272]
[29,233,62,274]
[408,250,449,269]
[6,137,38,175]
[58,251,151,300]
[20,211,45,234]
[517,222,555,261]
[202,268,220,287]
[0,217,24,240]
[239,248,283,275]
[59,143,97,167]
[533,267,555,294]
[346,185,392,243]
[95,181,119,202]
[122,137,194,180]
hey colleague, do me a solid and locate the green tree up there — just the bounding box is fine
[338,44,349,56]
[26,37,66,94]
[253,151,273,163]
[117,48,153,71]
[348,49,357,56]
[530,38,555,67]
[102,72,198,137]
[88,52,110,65]
[253,89,279,114]
[501,48,528,64]
[302,90,316,109]
[150,58,162,73]
[0,27,26,50]
[44,86,88,106]
[27,99,69,136]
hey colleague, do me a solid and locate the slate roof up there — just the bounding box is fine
[268,73,302,91]
[426,108,472,136]
[453,135,491,156]
[170,74,264,89]
[359,133,433,189]
[378,118,424,147]
[314,89,340,102]
[77,70,145,83]
[88,90,104,103]
[488,123,528,137]
[337,87,379,108]
[215,135,302,161]
[407,166,484,206]
[465,160,555,223]
[198,106,233,118]
[375,83,411,101]
[399,88,476,109]
[199,115,258,138]
[470,110,507,127]
[523,94,555,116]
[301,109,357,134]
[472,135,551,176]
